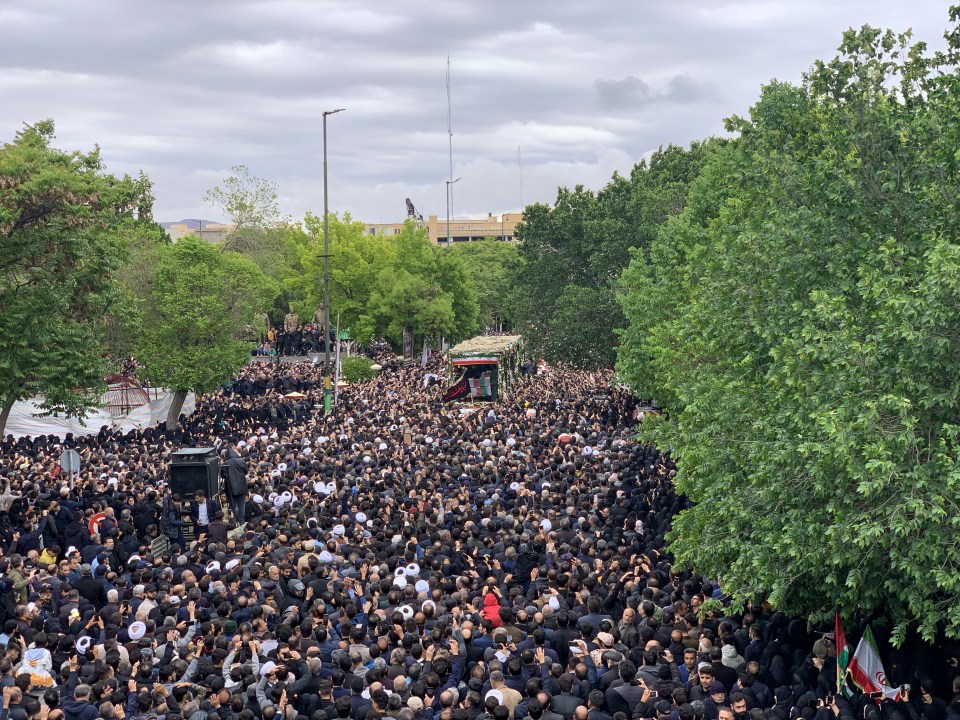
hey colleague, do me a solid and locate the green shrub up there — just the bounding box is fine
[340,356,376,383]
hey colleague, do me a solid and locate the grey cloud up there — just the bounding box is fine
[665,75,715,103]
[0,0,950,226]
[594,76,653,108]
[594,74,713,109]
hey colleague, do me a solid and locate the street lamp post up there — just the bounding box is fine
[322,108,345,413]
[445,177,461,247]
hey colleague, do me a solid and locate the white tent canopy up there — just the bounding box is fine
[4,390,196,439]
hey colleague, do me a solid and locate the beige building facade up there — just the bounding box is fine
[164,212,523,246]
[363,212,523,244]
[164,222,234,243]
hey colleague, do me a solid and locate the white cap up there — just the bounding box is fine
[399,604,414,618]
[356,512,367,523]
[128,621,147,640]
[394,576,408,589]
[415,580,430,594]
[332,524,345,536]
[540,519,552,532]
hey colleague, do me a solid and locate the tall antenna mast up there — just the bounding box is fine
[447,56,455,243]
[517,145,525,209]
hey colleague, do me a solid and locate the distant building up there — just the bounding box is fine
[364,212,523,244]
[164,222,234,243]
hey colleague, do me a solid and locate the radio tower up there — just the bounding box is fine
[518,145,525,209]
[446,56,455,247]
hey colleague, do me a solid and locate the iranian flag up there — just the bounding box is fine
[835,612,851,697]
[848,625,903,701]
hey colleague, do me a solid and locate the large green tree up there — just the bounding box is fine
[514,144,712,368]
[618,18,960,642]
[291,216,478,348]
[105,222,170,360]
[450,238,521,331]
[133,236,277,425]
[0,120,152,434]
[289,212,394,344]
[369,221,479,347]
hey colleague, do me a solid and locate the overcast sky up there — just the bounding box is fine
[0,1,949,225]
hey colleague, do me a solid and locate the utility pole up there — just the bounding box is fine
[322,108,345,414]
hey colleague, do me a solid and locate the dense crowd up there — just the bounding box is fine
[0,355,956,720]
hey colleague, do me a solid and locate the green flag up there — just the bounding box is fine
[836,611,852,698]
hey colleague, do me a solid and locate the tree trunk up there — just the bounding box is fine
[166,389,188,428]
[0,397,14,438]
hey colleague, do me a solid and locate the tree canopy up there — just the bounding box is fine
[513,143,713,368]
[291,216,478,347]
[450,238,521,332]
[287,212,392,344]
[0,120,152,434]
[617,19,960,643]
[132,236,277,425]
[204,164,283,253]
[369,221,479,346]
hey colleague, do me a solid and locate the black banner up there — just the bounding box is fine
[442,376,470,402]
